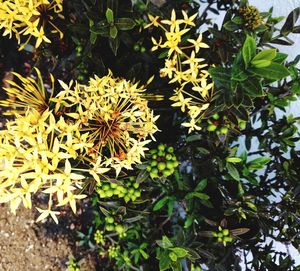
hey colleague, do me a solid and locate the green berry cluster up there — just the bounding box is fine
[95,178,141,203]
[107,244,121,259]
[146,144,179,179]
[207,113,246,135]
[239,5,263,30]
[94,230,105,245]
[67,257,80,271]
[105,216,125,236]
[133,43,146,53]
[212,226,233,246]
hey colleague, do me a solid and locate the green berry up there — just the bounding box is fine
[106,224,115,231]
[102,184,110,191]
[106,189,114,197]
[212,113,220,120]
[162,169,171,177]
[140,47,146,53]
[217,232,223,238]
[151,168,158,174]
[157,162,166,171]
[128,188,135,195]
[207,124,217,132]
[173,161,179,167]
[167,146,174,153]
[165,154,173,160]
[133,44,140,51]
[106,217,114,224]
[146,165,151,171]
[152,154,157,160]
[150,149,157,154]
[134,190,141,197]
[157,151,164,157]
[110,183,118,189]
[158,144,165,151]
[224,236,232,242]
[166,161,174,169]
[115,224,124,234]
[222,229,229,236]
[131,195,137,201]
[220,126,229,134]
[133,183,139,189]
[151,160,158,167]
[239,121,246,130]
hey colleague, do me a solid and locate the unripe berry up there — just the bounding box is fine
[115,224,124,234]
[207,124,217,132]
[212,113,220,120]
[157,162,166,171]
[133,44,140,51]
[220,126,229,134]
[158,144,165,151]
[165,154,173,160]
[167,146,174,153]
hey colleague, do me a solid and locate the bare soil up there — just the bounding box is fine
[0,202,97,271]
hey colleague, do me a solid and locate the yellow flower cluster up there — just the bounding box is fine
[0,0,64,50]
[146,10,214,133]
[0,69,158,223]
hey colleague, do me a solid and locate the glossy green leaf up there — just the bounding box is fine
[106,8,114,24]
[115,18,136,30]
[252,49,276,62]
[226,162,240,181]
[242,35,256,69]
[249,63,290,80]
[240,78,263,97]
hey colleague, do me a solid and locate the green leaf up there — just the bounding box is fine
[157,236,173,249]
[273,53,288,63]
[240,78,263,97]
[249,63,290,80]
[170,247,188,258]
[90,32,97,44]
[185,192,210,200]
[110,25,118,38]
[115,18,136,30]
[226,162,240,181]
[226,157,242,163]
[223,21,240,31]
[232,16,243,24]
[109,36,120,56]
[252,49,276,62]
[106,8,114,24]
[170,261,182,271]
[90,21,109,36]
[249,157,272,166]
[281,7,300,35]
[140,249,149,259]
[242,35,256,69]
[251,60,272,68]
[209,67,231,84]
[153,196,169,211]
[195,179,207,191]
[159,253,171,271]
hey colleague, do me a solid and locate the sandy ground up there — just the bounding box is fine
[0,203,97,271]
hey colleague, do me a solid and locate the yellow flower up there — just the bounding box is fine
[145,14,160,28]
[0,68,53,115]
[147,9,214,133]
[0,69,158,223]
[161,9,184,32]
[182,10,197,27]
[0,0,64,49]
[188,34,209,53]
